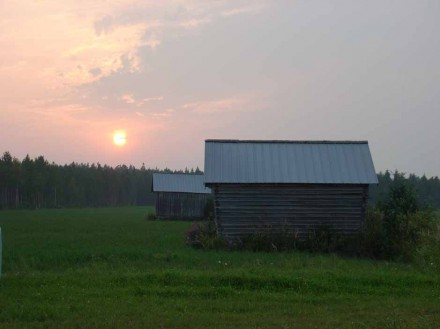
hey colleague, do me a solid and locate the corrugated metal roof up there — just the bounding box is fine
[204,140,378,184]
[152,173,211,194]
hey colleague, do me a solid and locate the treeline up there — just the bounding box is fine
[370,171,440,209]
[0,152,201,209]
[0,151,439,210]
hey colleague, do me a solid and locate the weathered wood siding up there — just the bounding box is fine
[210,184,369,239]
[155,192,210,220]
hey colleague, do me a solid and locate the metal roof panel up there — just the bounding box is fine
[204,140,378,184]
[152,173,211,194]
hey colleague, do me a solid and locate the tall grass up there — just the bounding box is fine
[0,207,439,328]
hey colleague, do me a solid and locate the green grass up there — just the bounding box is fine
[0,207,439,328]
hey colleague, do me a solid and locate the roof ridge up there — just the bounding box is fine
[153,173,204,176]
[205,139,368,144]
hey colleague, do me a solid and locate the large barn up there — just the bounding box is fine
[204,140,378,239]
[152,173,211,220]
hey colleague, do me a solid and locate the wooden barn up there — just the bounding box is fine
[204,140,378,239]
[152,173,211,220]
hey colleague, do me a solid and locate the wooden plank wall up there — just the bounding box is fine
[155,192,210,220]
[211,184,369,239]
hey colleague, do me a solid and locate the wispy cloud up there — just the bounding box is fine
[142,96,164,102]
[0,0,268,102]
[94,15,115,36]
[150,108,175,118]
[120,94,164,106]
[221,4,266,17]
[180,18,211,29]
[142,32,161,50]
[182,97,250,114]
[120,94,136,104]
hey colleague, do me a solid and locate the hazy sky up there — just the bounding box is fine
[1,1,439,176]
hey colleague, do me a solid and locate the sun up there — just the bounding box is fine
[113,130,127,147]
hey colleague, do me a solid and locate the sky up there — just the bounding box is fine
[1,0,439,176]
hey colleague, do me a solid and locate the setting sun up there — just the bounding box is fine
[113,130,127,147]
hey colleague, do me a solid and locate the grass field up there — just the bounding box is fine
[0,207,439,328]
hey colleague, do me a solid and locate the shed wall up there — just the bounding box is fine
[210,184,369,239]
[155,192,210,220]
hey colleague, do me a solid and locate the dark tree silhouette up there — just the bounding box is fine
[0,151,203,209]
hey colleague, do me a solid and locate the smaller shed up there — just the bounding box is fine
[152,173,211,220]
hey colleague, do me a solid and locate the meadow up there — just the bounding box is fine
[0,207,439,329]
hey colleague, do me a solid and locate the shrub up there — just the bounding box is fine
[359,205,439,262]
[145,212,157,221]
[378,177,419,258]
[414,220,440,270]
[185,222,201,247]
[360,207,386,258]
[303,226,343,254]
[398,210,439,262]
[239,230,299,252]
[185,221,226,249]
[378,176,419,218]
[374,178,440,261]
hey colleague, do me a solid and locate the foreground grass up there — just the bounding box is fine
[0,208,439,328]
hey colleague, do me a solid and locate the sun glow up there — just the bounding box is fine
[113,130,127,147]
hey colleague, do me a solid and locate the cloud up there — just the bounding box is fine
[119,94,164,106]
[0,6,148,97]
[89,67,102,77]
[94,15,114,36]
[221,4,266,17]
[120,94,136,104]
[180,18,211,29]
[142,96,164,102]
[0,1,268,100]
[182,97,249,114]
[142,31,161,49]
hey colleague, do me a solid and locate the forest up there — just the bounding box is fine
[0,151,201,209]
[0,151,439,209]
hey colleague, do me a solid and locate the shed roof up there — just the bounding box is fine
[204,140,378,184]
[152,173,211,194]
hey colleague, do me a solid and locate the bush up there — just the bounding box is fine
[239,230,299,252]
[359,205,439,262]
[374,178,440,261]
[185,223,301,252]
[378,177,419,258]
[303,226,343,254]
[414,220,440,270]
[145,212,157,221]
[185,221,226,249]
[360,207,386,258]
[396,210,439,262]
